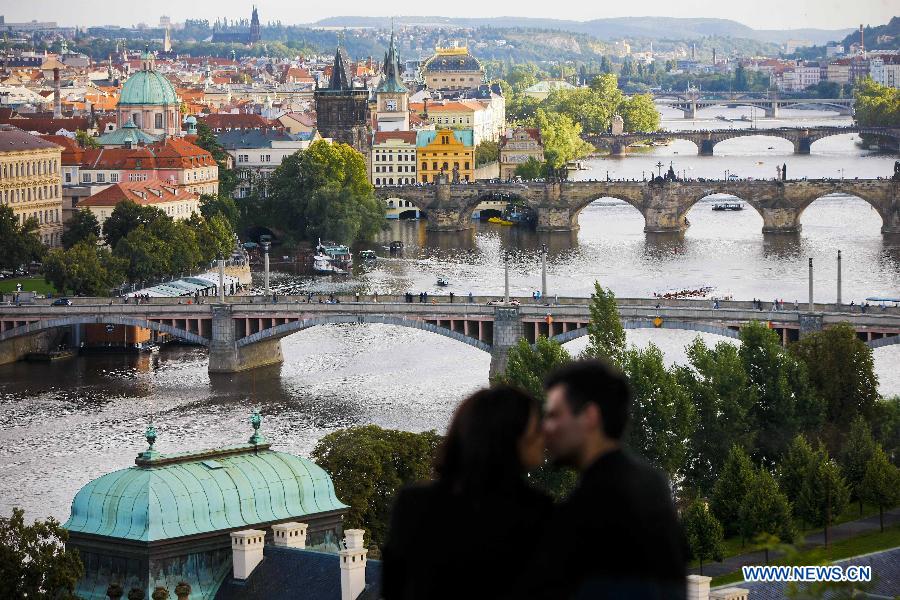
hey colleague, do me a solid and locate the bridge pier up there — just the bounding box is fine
[424,207,471,231]
[488,306,524,379]
[764,103,779,118]
[699,139,715,156]
[208,305,283,373]
[643,183,690,233]
[759,207,802,233]
[799,313,824,338]
[793,137,812,154]
[610,141,625,156]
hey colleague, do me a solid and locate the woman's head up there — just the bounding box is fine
[436,384,544,493]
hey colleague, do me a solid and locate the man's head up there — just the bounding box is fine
[543,359,632,469]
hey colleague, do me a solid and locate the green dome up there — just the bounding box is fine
[119,69,178,106]
[64,443,348,542]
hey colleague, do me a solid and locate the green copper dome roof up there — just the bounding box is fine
[119,69,179,106]
[64,441,348,542]
[96,119,159,146]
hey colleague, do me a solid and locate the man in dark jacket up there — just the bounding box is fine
[537,359,688,599]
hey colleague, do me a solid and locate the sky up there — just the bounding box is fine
[0,0,896,30]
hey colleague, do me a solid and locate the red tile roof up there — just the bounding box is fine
[200,113,270,131]
[80,180,198,207]
[373,131,417,144]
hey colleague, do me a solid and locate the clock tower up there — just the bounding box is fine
[375,27,409,132]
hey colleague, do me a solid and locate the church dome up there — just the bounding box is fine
[118,69,178,106]
[64,441,348,542]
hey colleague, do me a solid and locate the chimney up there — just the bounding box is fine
[272,521,308,549]
[230,529,265,580]
[687,575,711,600]
[53,67,62,119]
[339,529,368,600]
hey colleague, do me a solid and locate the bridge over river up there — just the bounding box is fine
[652,93,854,119]
[583,126,900,156]
[1,296,898,376]
[374,178,900,234]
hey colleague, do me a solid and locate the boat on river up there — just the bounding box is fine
[313,239,352,275]
[712,202,744,211]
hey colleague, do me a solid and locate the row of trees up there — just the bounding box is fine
[43,202,235,295]
[0,206,44,271]
[854,79,900,148]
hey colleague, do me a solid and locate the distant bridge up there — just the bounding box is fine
[373,178,900,234]
[583,126,900,156]
[1,297,898,375]
[652,94,854,118]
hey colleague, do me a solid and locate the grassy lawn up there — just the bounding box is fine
[710,524,900,587]
[0,277,57,295]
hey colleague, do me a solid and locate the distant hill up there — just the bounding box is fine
[839,16,900,50]
[310,16,853,45]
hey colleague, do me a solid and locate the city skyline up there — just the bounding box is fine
[2,0,896,31]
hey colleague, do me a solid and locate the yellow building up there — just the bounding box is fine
[0,125,63,247]
[416,129,475,183]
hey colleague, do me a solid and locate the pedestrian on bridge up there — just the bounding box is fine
[468,291,474,303]
[449,292,455,303]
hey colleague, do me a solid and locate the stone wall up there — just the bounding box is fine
[0,328,67,366]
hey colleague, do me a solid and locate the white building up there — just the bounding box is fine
[216,129,318,199]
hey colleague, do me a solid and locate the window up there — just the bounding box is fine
[82,173,91,183]
[464,162,470,170]
[96,173,105,183]
[64,173,71,183]
[111,173,119,182]
[238,155,248,163]
[155,113,163,129]
[422,162,427,171]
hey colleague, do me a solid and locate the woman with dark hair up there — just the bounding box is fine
[382,385,551,600]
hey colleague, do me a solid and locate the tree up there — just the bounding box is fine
[195,120,238,197]
[796,443,851,547]
[739,468,796,562]
[621,343,696,480]
[0,507,84,599]
[267,140,384,243]
[682,499,725,575]
[199,194,240,230]
[474,140,499,167]
[311,425,441,550]
[870,396,900,468]
[61,210,100,249]
[43,236,125,296]
[734,64,748,91]
[513,157,544,180]
[777,434,816,519]
[582,281,625,365]
[841,415,877,516]
[791,323,879,448]
[860,445,900,532]
[618,93,660,133]
[102,200,163,248]
[74,129,99,149]
[711,445,756,539]
[739,322,824,465]
[114,225,173,283]
[680,337,755,496]
[0,205,44,270]
[529,109,594,175]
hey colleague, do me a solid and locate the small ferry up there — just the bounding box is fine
[712,202,744,211]
[436,277,450,287]
[313,253,348,275]
[359,250,377,262]
[314,239,352,274]
[389,240,404,253]
[565,160,590,170]
[488,216,514,226]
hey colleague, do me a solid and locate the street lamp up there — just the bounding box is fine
[540,243,547,300]
[838,168,844,180]
[261,241,271,297]
[503,251,510,304]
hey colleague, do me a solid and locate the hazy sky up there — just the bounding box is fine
[1,0,895,30]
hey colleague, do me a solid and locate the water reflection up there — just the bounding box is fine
[761,233,803,260]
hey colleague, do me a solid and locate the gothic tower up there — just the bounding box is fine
[250,6,261,44]
[314,43,371,156]
[375,27,409,131]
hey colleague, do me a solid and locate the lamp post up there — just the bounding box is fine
[504,252,510,304]
[261,241,271,297]
[808,257,814,312]
[540,243,547,300]
[218,256,225,303]
[836,250,842,306]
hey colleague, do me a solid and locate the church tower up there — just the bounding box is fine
[375,27,409,131]
[314,42,371,155]
[250,6,261,44]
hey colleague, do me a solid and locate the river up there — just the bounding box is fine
[1,107,898,522]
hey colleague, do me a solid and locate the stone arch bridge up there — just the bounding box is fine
[583,126,900,156]
[653,95,854,119]
[1,298,898,376]
[375,179,900,234]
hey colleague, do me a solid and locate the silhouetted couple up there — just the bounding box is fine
[382,360,687,599]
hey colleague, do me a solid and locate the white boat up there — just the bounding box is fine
[313,253,347,275]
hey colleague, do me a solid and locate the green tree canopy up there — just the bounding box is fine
[796,443,851,546]
[474,140,499,167]
[841,415,877,515]
[739,467,796,553]
[854,78,900,129]
[43,236,125,296]
[618,93,661,133]
[102,201,164,249]
[582,280,625,365]
[860,445,900,532]
[61,210,100,250]
[682,499,725,575]
[621,343,696,480]
[311,425,440,550]
[267,140,384,244]
[777,434,817,517]
[513,157,545,180]
[679,337,756,496]
[0,205,44,270]
[495,336,572,400]
[790,323,879,447]
[711,445,757,538]
[0,507,84,599]
[529,108,594,173]
[194,121,237,197]
[199,194,240,230]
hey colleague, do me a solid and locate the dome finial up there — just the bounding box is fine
[145,422,157,451]
[249,408,266,445]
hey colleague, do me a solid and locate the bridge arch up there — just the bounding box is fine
[550,320,741,345]
[0,316,208,345]
[237,314,491,353]
[869,335,900,349]
[795,191,887,231]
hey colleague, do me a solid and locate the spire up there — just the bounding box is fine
[329,36,352,90]
[248,408,266,445]
[377,22,407,94]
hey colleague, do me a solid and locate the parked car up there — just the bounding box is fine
[51,298,72,306]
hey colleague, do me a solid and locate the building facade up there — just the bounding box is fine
[422,45,484,91]
[0,126,63,246]
[374,30,410,132]
[78,180,201,231]
[372,130,417,187]
[499,127,543,180]
[416,128,474,183]
[216,129,316,198]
